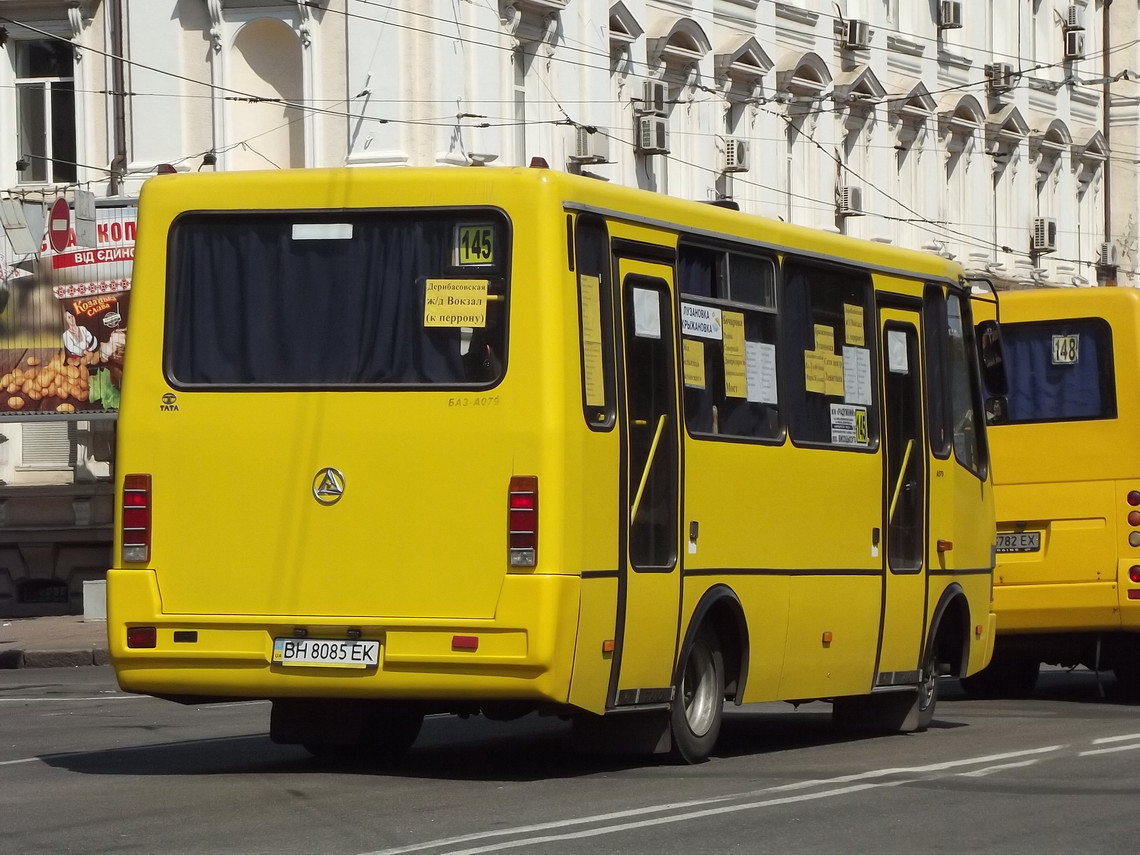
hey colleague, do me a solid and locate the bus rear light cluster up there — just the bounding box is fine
[1129,566,1140,584]
[508,475,538,568]
[122,473,152,563]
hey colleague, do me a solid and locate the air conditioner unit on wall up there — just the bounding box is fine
[636,115,669,155]
[985,62,1014,94]
[1100,240,1120,267]
[845,19,871,50]
[571,126,610,164]
[1032,217,1058,253]
[939,0,963,30]
[641,80,666,115]
[1066,4,1084,31]
[1065,30,1086,60]
[723,138,749,173]
[839,185,864,216]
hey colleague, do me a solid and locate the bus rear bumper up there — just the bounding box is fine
[107,569,580,705]
[993,581,1123,633]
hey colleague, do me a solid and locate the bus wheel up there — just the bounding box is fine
[304,704,423,764]
[669,628,724,764]
[915,644,940,732]
[959,651,1039,699]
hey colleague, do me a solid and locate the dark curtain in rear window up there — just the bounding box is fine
[167,212,507,387]
[1000,318,1115,422]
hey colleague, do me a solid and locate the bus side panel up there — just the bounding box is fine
[567,577,619,713]
[778,577,881,699]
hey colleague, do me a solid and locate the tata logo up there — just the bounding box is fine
[160,393,179,412]
[312,467,345,505]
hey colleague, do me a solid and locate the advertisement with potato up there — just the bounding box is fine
[0,204,133,417]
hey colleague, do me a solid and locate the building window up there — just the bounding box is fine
[14,39,76,184]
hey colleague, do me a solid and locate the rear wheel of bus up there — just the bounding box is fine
[669,627,725,764]
[271,699,424,764]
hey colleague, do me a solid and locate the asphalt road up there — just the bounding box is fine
[2,667,1139,854]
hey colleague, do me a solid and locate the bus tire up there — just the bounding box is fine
[915,641,940,732]
[304,704,423,764]
[959,651,1039,699]
[669,628,725,764]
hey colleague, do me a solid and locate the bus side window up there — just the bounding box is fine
[946,292,985,476]
[782,260,878,451]
[575,215,615,430]
[923,285,952,459]
[677,242,781,442]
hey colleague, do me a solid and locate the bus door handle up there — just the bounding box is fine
[630,414,668,524]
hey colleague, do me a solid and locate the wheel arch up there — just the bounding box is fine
[675,584,750,704]
[926,582,971,678]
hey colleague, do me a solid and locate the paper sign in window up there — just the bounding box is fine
[633,288,661,339]
[814,324,835,354]
[745,341,778,404]
[805,351,826,393]
[681,302,723,340]
[683,339,706,388]
[824,354,845,397]
[722,311,747,398]
[580,274,605,406]
[843,346,872,405]
[424,279,489,327]
[844,304,865,346]
[887,330,909,373]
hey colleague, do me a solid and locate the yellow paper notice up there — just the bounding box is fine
[824,354,845,397]
[580,275,605,406]
[424,279,489,327]
[722,311,747,398]
[805,351,826,393]
[814,324,835,354]
[844,304,865,346]
[683,339,706,389]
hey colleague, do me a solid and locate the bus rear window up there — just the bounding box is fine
[165,211,509,387]
[997,317,1115,423]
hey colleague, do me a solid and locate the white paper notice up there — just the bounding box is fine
[745,341,778,404]
[680,303,723,340]
[887,330,909,374]
[633,287,661,339]
[842,346,872,406]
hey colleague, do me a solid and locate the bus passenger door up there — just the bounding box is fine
[612,258,682,704]
[876,308,928,678]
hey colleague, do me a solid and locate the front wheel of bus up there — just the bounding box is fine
[669,629,724,764]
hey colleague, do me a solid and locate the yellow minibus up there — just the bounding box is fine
[967,286,1140,696]
[108,165,999,763]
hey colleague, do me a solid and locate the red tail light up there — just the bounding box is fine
[508,475,538,568]
[122,474,152,563]
[126,626,157,648]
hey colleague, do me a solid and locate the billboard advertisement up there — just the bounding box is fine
[0,203,134,417]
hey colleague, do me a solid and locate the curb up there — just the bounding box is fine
[0,648,111,669]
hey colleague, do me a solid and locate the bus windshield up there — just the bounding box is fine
[166,210,509,388]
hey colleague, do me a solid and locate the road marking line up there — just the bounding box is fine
[0,758,39,767]
[1091,733,1140,744]
[360,745,1066,855]
[1079,743,1140,757]
[957,759,1042,777]
[0,696,142,702]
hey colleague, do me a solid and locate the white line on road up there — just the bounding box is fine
[956,759,1042,778]
[0,733,269,771]
[1091,733,1140,744]
[1079,743,1140,757]
[359,745,1067,855]
[0,696,142,702]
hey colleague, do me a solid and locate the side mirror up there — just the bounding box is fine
[985,395,1008,426]
[976,320,1008,396]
